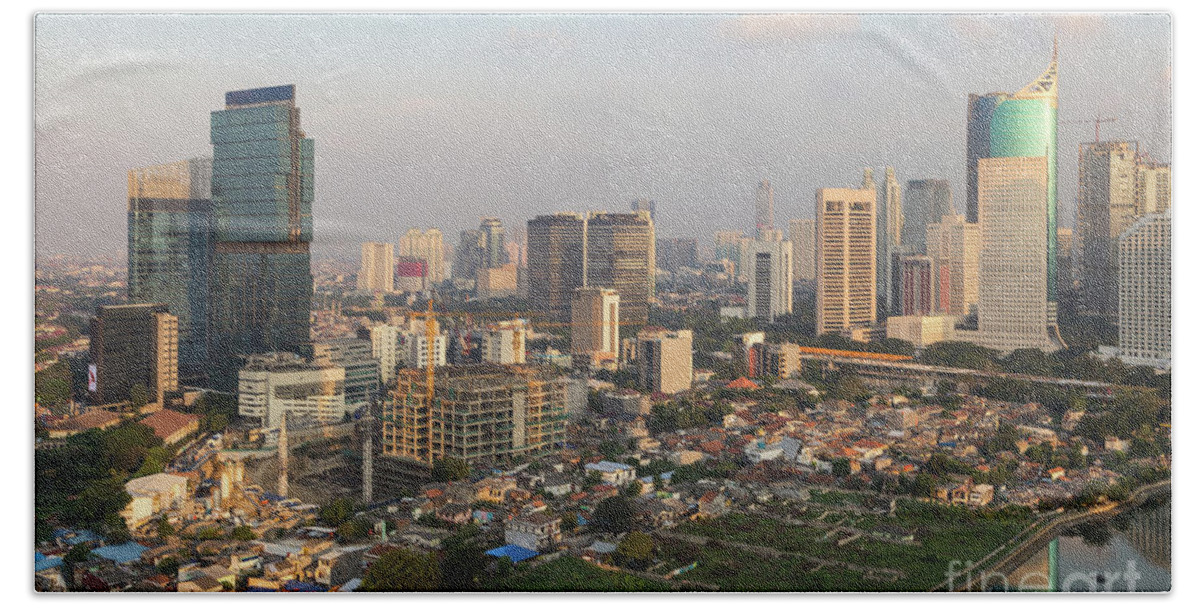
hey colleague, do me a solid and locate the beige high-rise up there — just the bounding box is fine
[571,287,620,366]
[816,186,877,335]
[636,328,693,395]
[788,219,816,281]
[925,213,980,316]
[1117,212,1171,369]
[965,156,1059,353]
[358,242,395,293]
[399,228,446,284]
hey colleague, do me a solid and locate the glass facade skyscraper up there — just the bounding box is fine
[966,47,1059,303]
[208,85,314,386]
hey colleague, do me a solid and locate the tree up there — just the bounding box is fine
[360,548,441,592]
[336,519,370,542]
[831,458,851,478]
[617,531,654,568]
[622,480,644,497]
[584,471,603,487]
[919,341,1000,371]
[320,498,355,527]
[432,457,470,482]
[157,516,175,539]
[231,526,257,541]
[592,496,635,533]
[910,473,936,498]
[440,524,488,591]
[129,383,149,413]
[560,514,578,533]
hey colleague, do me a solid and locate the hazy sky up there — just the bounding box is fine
[35,13,1171,261]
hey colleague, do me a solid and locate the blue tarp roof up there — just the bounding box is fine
[92,542,148,564]
[35,553,63,572]
[282,580,327,592]
[486,545,539,563]
[53,529,102,545]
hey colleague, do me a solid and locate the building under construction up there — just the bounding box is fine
[380,364,567,469]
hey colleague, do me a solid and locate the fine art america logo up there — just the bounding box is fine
[946,560,1144,592]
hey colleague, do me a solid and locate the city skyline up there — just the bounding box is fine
[36,13,1170,261]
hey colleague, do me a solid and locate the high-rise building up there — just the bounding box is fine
[453,228,485,283]
[714,230,745,276]
[631,198,657,223]
[382,365,567,467]
[898,255,934,317]
[755,180,775,235]
[476,263,519,297]
[1135,161,1172,215]
[396,317,448,370]
[527,213,587,322]
[902,179,953,254]
[478,217,509,270]
[208,85,314,386]
[399,228,445,284]
[237,352,346,428]
[787,219,817,282]
[1116,212,1171,369]
[816,186,877,335]
[636,328,693,395]
[585,211,655,324]
[656,237,698,272]
[1076,141,1139,317]
[964,156,1061,353]
[127,158,212,378]
[395,257,429,293]
[358,242,395,293]
[481,319,528,365]
[966,46,1059,303]
[745,239,794,322]
[871,167,903,310]
[925,213,981,316]
[308,338,380,408]
[570,287,620,367]
[90,303,178,409]
[1056,226,1075,297]
[370,323,403,387]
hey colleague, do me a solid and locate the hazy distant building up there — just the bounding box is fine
[714,230,745,276]
[898,255,934,317]
[631,198,657,222]
[453,229,486,282]
[127,157,212,378]
[656,237,698,272]
[527,213,587,322]
[308,338,379,408]
[745,239,793,322]
[755,180,775,235]
[208,85,314,386]
[636,328,693,395]
[1135,161,1172,215]
[963,156,1061,353]
[1077,141,1139,317]
[1056,226,1075,297]
[482,319,528,365]
[237,352,346,428]
[787,219,816,282]
[399,228,445,285]
[925,213,980,316]
[476,263,519,297]
[1116,212,1171,369]
[358,242,395,293]
[480,217,509,269]
[395,256,429,293]
[571,287,620,367]
[870,167,903,310]
[902,179,953,254]
[90,303,178,409]
[585,211,655,324]
[816,186,877,335]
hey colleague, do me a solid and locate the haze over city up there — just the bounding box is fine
[35,13,1170,261]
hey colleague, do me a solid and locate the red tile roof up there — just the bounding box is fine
[139,409,199,441]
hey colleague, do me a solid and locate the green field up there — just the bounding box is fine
[498,556,671,592]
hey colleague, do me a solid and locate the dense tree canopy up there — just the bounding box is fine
[360,548,441,592]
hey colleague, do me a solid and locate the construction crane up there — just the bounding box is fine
[1064,116,1117,144]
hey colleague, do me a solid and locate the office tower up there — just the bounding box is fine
[656,237,699,272]
[1076,141,1139,317]
[476,263,518,297]
[527,213,587,322]
[127,158,212,378]
[898,255,934,317]
[1056,226,1075,297]
[571,287,620,367]
[479,217,509,269]
[585,211,655,324]
[872,167,903,310]
[925,213,981,316]
[636,328,693,395]
[395,257,429,293]
[1117,212,1171,369]
[394,317,448,370]
[90,303,178,409]
[1135,161,1172,215]
[236,352,346,428]
[357,241,395,293]
[745,239,794,322]
[966,45,1059,302]
[399,228,445,284]
[453,229,486,282]
[309,338,380,408]
[816,186,877,335]
[788,219,817,281]
[755,179,775,235]
[714,230,745,275]
[208,85,314,385]
[902,179,953,254]
[382,365,567,466]
[481,319,528,365]
[370,324,403,386]
[966,156,1061,353]
[631,198,657,223]
[762,343,803,380]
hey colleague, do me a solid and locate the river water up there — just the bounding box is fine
[1040,494,1170,592]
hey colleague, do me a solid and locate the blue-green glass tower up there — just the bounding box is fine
[209,85,314,387]
[967,46,1059,303]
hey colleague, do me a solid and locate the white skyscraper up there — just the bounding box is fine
[745,239,794,322]
[1116,212,1171,369]
[481,319,528,365]
[571,287,620,367]
[399,228,446,285]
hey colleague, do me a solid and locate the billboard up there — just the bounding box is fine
[87,364,97,393]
